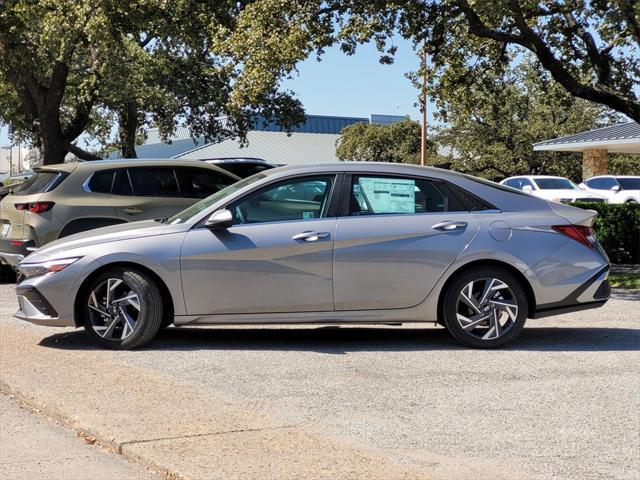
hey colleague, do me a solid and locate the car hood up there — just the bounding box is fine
[27,220,187,260]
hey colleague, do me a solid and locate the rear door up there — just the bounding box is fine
[333,173,479,311]
[112,166,237,221]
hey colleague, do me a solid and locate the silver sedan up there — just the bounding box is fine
[13,163,610,349]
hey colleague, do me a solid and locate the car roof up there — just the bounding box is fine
[35,158,240,178]
[203,157,272,164]
[586,175,638,179]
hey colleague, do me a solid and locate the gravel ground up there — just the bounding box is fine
[1,283,639,479]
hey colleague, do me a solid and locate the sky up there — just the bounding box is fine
[0,38,429,148]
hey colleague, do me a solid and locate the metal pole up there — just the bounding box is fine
[420,48,427,166]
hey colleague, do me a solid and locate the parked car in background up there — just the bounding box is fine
[14,163,610,350]
[500,175,606,203]
[0,159,238,266]
[579,175,640,203]
[0,171,33,201]
[201,157,275,178]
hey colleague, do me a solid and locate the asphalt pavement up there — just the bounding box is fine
[1,282,638,479]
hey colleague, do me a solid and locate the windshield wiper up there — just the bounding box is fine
[154,217,169,223]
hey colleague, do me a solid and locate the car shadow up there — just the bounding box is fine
[38,325,640,353]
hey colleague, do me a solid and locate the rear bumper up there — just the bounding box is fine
[531,265,610,319]
[0,238,35,267]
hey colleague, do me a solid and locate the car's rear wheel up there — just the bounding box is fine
[81,267,163,349]
[442,267,528,348]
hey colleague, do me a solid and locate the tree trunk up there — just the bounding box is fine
[118,102,139,158]
[38,116,68,166]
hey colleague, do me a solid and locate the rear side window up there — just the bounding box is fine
[13,171,65,195]
[217,162,272,178]
[112,169,133,196]
[175,167,236,198]
[128,167,180,197]
[87,170,115,194]
[443,182,495,211]
[350,175,456,216]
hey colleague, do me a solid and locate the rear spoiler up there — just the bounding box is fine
[547,201,598,227]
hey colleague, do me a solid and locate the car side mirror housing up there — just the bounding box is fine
[205,209,233,229]
[611,185,621,192]
[521,185,533,193]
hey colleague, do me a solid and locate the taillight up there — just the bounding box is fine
[15,202,55,213]
[552,225,596,249]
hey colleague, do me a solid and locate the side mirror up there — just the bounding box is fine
[611,185,621,192]
[205,209,233,229]
[521,185,533,193]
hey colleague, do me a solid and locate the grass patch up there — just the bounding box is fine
[609,271,640,289]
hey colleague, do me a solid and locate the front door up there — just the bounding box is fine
[333,174,479,311]
[180,175,338,315]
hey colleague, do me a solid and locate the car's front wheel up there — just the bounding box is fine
[442,267,528,348]
[80,267,163,349]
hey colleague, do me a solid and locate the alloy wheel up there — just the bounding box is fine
[87,278,141,341]
[456,278,519,341]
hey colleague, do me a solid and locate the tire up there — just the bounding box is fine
[80,267,163,349]
[442,267,528,348]
[0,264,17,283]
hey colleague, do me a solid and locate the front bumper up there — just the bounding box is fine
[13,255,95,328]
[0,238,36,267]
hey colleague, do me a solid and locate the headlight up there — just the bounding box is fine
[18,257,82,278]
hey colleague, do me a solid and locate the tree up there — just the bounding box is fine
[336,118,442,164]
[433,57,623,182]
[0,0,304,165]
[225,1,640,122]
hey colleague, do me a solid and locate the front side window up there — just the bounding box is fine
[586,177,616,190]
[175,167,235,199]
[349,175,453,215]
[128,167,180,197]
[230,176,334,225]
[615,178,639,190]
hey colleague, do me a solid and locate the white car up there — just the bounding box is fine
[579,176,640,204]
[500,175,607,203]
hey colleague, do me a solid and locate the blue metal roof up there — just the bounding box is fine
[253,115,368,134]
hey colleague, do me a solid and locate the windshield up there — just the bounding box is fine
[533,178,580,190]
[617,177,640,190]
[168,173,267,224]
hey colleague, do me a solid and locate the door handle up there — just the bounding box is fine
[123,207,143,215]
[431,221,468,231]
[292,231,330,242]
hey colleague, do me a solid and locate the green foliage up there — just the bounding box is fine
[433,57,625,182]
[336,119,429,164]
[225,1,639,121]
[572,202,640,264]
[0,0,304,164]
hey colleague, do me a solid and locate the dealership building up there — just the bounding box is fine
[127,114,408,164]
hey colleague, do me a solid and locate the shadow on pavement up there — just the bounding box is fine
[39,325,640,353]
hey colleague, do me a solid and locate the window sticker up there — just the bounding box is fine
[302,211,315,219]
[358,177,416,213]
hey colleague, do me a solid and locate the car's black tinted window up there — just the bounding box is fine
[231,176,334,224]
[112,169,133,196]
[14,172,64,195]
[444,182,494,211]
[88,170,114,194]
[128,167,180,197]
[618,177,640,190]
[217,163,272,178]
[350,175,458,215]
[175,167,235,198]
